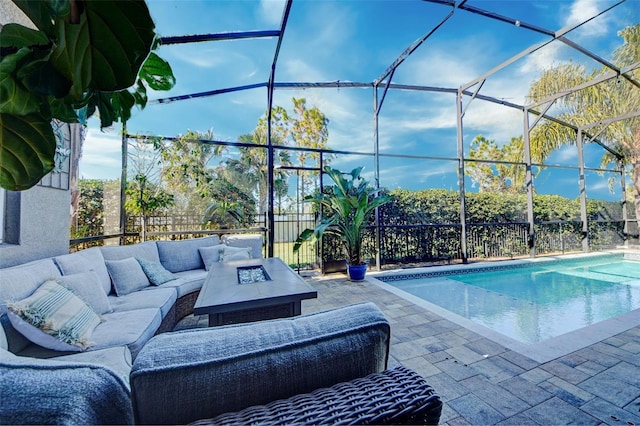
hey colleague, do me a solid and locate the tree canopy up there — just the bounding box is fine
[528,23,640,223]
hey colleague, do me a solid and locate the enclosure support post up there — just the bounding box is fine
[372,86,383,271]
[620,163,628,247]
[120,124,128,245]
[456,89,468,262]
[577,129,589,252]
[523,109,536,257]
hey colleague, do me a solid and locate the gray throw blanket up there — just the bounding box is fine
[0,361,133,425]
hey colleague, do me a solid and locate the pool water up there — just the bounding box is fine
[382,256,640,344]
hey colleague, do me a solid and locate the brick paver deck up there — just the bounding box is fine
[178,272,640,425]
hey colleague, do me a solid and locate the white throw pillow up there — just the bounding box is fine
[7,281,102,351]
[219,245,252,262]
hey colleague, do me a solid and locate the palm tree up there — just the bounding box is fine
[291,98,331,202]
[527,24,640,225]
[232,106,292,214]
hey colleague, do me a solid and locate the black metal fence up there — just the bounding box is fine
[71,210,638,270]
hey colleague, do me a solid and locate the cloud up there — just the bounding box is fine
[79,127,123,179]
[564,0,612,36]
[518,41,565,74]
[259,0,286,26]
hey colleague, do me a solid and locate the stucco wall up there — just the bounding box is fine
[0,186,71,268]
[0,4,76,268]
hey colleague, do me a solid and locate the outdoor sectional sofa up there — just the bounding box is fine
[0,235,442,425]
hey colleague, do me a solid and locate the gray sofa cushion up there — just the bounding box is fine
[100,241,161,263]
[157,236,220,273]
[56,272,113,315]
[54,248,112,295]
[105,258,150,296]
[91,308,162,359]
[108,287,177,318]
[0,358,133,425]
[162,270,207,297]
[222,234,263,259]
[0,258,61,312]
[130,302,390,424]
[198,245,223,271]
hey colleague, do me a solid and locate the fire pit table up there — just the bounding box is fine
[194,257,318,326]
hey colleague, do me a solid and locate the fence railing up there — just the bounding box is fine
[71,213,638,269]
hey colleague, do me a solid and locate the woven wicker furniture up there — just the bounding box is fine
[194,365,442,425]
[194,257,317,326]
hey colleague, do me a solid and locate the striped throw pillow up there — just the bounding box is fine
[7,280,102,351]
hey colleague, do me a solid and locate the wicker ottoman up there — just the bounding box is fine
[193,365,442,425]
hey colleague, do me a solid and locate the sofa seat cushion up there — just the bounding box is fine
[91,308,162,359]
[160,270,207,298]
[157,236,220,273]
[130,302,390,424]
[0,357,133,425]
[54,248,112,295]
[100,241,161,263]
[108,287,177,318]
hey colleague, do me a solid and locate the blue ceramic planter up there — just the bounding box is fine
[347,263,367,281]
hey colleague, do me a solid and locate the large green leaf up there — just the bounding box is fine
[50,13,91,100]
[49,97,78,122]
[139,52,175,91]
[0,23,49,48]
[51,0,155,94]
[11,0,56,37]
[0,112,55,190]
[17,50,72,98]
[0,48,41,115]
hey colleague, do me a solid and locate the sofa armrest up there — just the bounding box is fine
[130,302,390,425]
[195,366,443,426]
[0,359,133,425]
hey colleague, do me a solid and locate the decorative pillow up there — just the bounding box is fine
[56,272,113,315]
[7,281,102,351]
[156,236,220,273]
[136,258,176,286]
[54,248,112,295]
[198,245,225,271]
[219,245,252,262]
[105,258,150,296]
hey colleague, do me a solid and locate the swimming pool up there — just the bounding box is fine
[372,252,640,361]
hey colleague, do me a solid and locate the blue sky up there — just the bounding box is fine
[79,0,639,202]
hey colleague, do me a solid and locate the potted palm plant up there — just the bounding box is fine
[293,166,392,281]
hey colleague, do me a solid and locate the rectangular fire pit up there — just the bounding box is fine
[194,258,318,326]
[237,265,271,284]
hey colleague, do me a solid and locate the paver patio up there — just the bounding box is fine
[177,271,640,425]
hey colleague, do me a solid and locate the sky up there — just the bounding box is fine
[79,0,640,202]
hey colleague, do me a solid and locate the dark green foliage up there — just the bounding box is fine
[0,0,175,190]
[320,188,628,265]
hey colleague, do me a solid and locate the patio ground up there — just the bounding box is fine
[178,272,640,425]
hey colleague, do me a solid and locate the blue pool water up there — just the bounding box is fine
[380,255,640,344]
